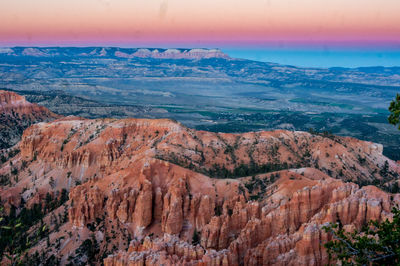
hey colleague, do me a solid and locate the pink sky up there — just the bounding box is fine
[1,0,400,47]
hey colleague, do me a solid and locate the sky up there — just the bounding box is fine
[1,0,400,67]
[1,0,400,47]
[224,48,400,68]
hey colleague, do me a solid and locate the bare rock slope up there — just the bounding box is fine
[0,90,60,149]
[0,113,399,265]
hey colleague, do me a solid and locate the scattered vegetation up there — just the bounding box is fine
[323,207,400,265]
[67,234,99,266]
[156,151,297,178]
[245,174,280,201]
[355,161,400,193]
[0,189,69,263]
[0,148,20,166]
[61,128,77,151]
[0,174,10,186]
[192,229,200,245]
[388,93,400,130]
[206,162,293,179]
[308,128,337,141]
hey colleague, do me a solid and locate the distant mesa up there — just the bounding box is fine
[0,47,14,54]
[99,47,107,56]
[3,47,230,60]
[22,48,49,57]
[115,48,230,59]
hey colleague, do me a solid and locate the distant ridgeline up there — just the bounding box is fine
[0,47,230,60]
[1,46,400,162]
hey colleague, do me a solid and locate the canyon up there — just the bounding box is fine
[0,91,399,265]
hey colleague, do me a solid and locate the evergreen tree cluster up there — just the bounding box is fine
[0,189,69,264]
[324,207,400,265]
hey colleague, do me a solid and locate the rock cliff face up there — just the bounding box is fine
[102,169,399,266]
[0,90,60,149]
[17,117,399,188]
[1,114,399,265]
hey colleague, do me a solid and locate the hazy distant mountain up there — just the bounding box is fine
[2,47,230,60]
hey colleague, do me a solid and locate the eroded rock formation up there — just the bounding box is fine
[1,112,399,265]
[0,89,60,149]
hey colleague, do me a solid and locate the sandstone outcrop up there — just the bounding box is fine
[0,90,60,149]
[101,170,400,266]
[1,113,399,265]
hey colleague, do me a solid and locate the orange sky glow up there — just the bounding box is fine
[1,0,399,47]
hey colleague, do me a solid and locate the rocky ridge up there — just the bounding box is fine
[115,48,230,60]
[3,47,230,60]
[0,90,60,149]
[0,113,399,265]
[8,89,164,119]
